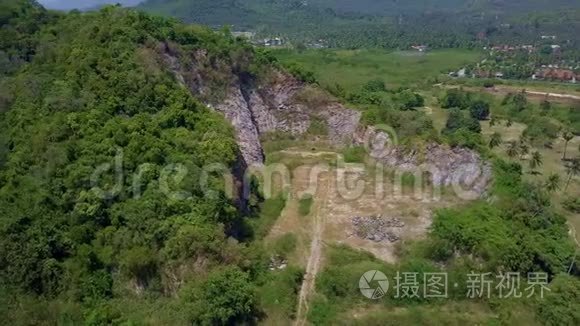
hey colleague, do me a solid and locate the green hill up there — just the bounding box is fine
[0,1,283,323]
[139,0,580,48]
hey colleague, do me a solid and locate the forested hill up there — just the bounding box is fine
[0,1,281,323]
[140,0,580,20]
[139,0,580,48]
[307,0,580,15]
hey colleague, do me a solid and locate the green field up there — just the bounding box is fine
[273,49,483,90]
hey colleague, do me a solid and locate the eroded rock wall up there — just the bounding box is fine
[163,44,491,196]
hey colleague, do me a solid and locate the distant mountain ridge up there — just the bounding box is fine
[140,0,580,23]
[38,0,142,10]
[138,0,580,48]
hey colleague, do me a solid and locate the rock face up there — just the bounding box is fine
[163,44,360,167]
[163,44,492,196]
[354,126,492,196]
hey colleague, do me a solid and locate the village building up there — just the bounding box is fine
[533,68,580,82]
[411,45,428,52]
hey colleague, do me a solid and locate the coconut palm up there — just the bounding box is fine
[545,173,561,193]
[519,141,530,159]
[489,132,502,149]
[564,158,580,191]
[506,140,519,159]
[529,151,543,172]
[562,131,574,161]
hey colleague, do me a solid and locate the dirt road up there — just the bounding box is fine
[294,170,330,326]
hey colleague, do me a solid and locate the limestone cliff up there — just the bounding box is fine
[163,44,492,195]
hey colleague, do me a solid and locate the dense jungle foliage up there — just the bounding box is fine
[140,0,580,49]
[0,1,299,324]
[1,1,579,325]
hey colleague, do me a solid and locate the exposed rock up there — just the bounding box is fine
[163,44,491,197]
[354,126,492,196]
[352,215,405,243]
[165,47,361,167]
[212,83,265,166]
[269,255,288,271]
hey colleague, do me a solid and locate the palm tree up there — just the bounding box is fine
[564,158,580,191]
[506,141,519,159]
[506,119,513,127]
[545,173,561,193]
[562,131,574,161]
[489,117,497,127]
[489,132,502,149]
[529,151,543,172]
[519,141,530,159]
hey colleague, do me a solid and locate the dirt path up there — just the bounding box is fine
[294,171,331,326]
[570,223,580,247]
[437,83,580,102]
[279,149,340,158]
[519,89,580,101]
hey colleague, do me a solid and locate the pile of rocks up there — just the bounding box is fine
[269,255,288,271]
[352,215,405,243]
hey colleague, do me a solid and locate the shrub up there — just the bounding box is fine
[251,194,288,239]
[258,266,304,319]
[272,233,298,257]
[342,146,366,163]
[469,100,490,120]
[563,197,580,213]
[441,89,471,109]
[298,194,313,216]
[307,117,329,136]
[197,267,257,325]
[362,78,386,93]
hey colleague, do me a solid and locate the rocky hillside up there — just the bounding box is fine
[160,41,492,195]
[162,42,361,167]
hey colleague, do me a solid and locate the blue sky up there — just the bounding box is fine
[38,0,142,10]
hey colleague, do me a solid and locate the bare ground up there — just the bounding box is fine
[266,150,466,325]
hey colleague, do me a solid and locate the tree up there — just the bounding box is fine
[506,141,520,159]
[506,119,513,127]
[545,173,561,193]
[562,131,574,161]
[537,275,580,326]
[396,89,424,110]
[444,108,464,132]
[529,151,543,172]
[444,108,481,134]
[540,100,551,115]
[363,78,386,93]
[489,132,502,149]
[197,267,257,325]
[465,116,482,134]
[441,89,470,109]
[489,117,497,127]
[519,140,530,159]
[564,158,580,191]
[469,100,490,120]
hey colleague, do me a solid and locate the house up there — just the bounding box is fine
[232,31,255,39]
[534,68,580,82]
[261,37,284,47]
[541,35,557,40]
[521,45,536,53]
[411,45,428,52]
